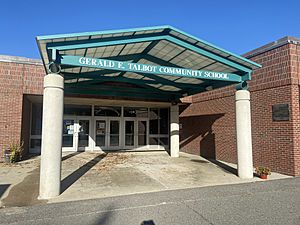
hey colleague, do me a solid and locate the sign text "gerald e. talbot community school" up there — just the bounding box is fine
[76,56,231,80]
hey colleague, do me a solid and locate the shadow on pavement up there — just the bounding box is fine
[1,168,46,207]
[61,153,107,193]
[141,220,156,225]
[207,159,238,175]
[190,159,210,164]
[62,152,82,161]
[91,205,114,225]
[0,184,10,199]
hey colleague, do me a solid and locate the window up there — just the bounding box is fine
[149,109,159,134]
[149,108,170,147]
[31,103,42,135]
[159,108,169,134]
[124,107,148,117]
[94,106,121,117]
[64,105,92,116]
[30,102,43,152]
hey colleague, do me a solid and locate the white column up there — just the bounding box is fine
[235,90,253,179]
[170,104,179,157]
[39,73,64,199]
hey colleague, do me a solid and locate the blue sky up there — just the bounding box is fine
[1,0,300,59]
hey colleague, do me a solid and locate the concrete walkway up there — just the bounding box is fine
[0,151,290,207]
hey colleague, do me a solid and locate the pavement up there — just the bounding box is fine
[0,151,291,207]
[0,177,299,225]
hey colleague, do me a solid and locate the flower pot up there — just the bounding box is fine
[260,174,268,179]
[4,150,11,163]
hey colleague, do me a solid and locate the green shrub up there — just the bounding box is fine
[9,141,24,163]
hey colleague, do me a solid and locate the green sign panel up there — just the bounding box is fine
[59,55,242,82]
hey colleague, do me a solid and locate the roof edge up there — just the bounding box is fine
[36,25,261,70]
[0,54,42,65]
[243,36,300,58]
[167,26,261,69]
[36,25,170,40]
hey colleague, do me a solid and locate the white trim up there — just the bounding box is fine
[62,116,76,152]
[30,99,170,153]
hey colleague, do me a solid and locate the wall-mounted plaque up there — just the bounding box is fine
[272,104,289,121]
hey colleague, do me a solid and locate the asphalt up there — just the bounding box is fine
[0,177,299,225]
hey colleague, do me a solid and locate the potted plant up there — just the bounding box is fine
[255,166,271,179]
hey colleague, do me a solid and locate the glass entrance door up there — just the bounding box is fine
[124,119,148,148]
[63,118,75,151]
[109,120,120,147]
[94,118,121,149]
[125,120,135,147]
[137,120,147,146]
[62,117,91,152]
[95,120,107,147]
[77,119,90,151]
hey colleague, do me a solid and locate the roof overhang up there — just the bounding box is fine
[36,25,261,102]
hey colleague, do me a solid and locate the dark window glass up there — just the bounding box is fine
[62,119,74,147]
[64,105,92,116]
[78,120,89,147]
[149,137,159,145]
[124,107,148,117]
[30,139,41,148]
[95,120,106,147]
[125,121,134,146]
[159,137,169,147]
[159,108,169,134]
[94,106,121,117]
[149,109,159,134]
[31,103,43,135]
[110,120,120,146]
[138,121,147,146]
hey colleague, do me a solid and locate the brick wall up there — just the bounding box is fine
[290,44,300,176]
[180,43,300,176]
[0,58,44,159]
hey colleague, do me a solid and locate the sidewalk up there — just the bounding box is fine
[0,151,291,207]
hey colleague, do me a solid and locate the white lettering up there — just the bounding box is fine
[91,59,97,66]
[204,71,228,79]
[79,57,85,64]
[118,62,125,69]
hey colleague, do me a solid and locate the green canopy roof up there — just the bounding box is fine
[36,26,261,102]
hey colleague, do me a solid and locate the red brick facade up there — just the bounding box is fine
[180,42,300,176]
[0,57,44,158]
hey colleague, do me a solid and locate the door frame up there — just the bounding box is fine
[77,116,93,152]
[124,118,136,149]
[136,118,149,148]
[93,117,108,151]
[93,116,122,150]
[123,117,149,149]
[62,116,77,152]
[62,116,92,152]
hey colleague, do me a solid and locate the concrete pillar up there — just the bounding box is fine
[235,90,253,179]
[39,73,64,199]
[170,104,179,157]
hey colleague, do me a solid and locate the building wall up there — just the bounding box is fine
[0,41,299,176]
[0,57,44,158]
[180,43,300,176]
[290,44,300,176]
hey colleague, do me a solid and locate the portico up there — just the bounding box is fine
[36,26,261,199]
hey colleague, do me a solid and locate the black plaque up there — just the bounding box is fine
[272,104,289,121]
